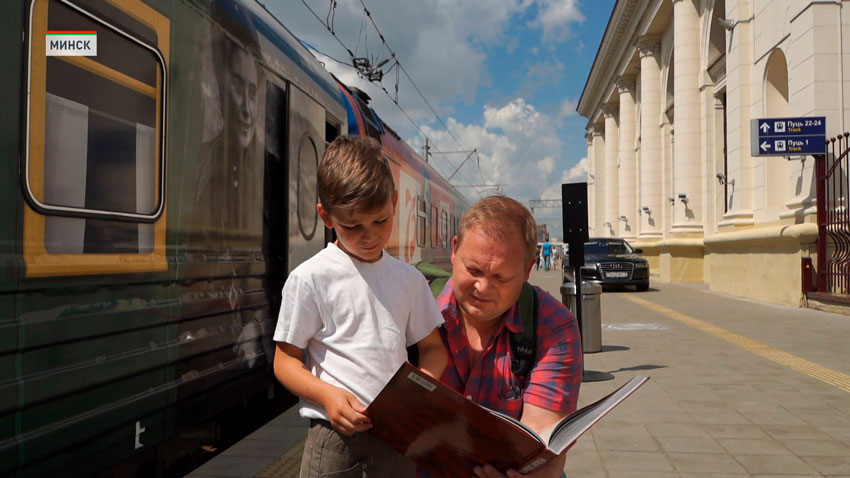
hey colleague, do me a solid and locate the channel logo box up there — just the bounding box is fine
[46,30,97,56]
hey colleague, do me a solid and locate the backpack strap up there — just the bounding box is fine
[509,282,538,381]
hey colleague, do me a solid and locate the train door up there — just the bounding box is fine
[287,86,326,271]
[262,76,287,328]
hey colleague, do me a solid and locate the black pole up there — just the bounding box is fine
[561,183,613,382]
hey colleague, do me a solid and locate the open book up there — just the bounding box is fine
[366,362,648,478]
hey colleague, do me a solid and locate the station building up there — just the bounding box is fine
[577,0,850,308]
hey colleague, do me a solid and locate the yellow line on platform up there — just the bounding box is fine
[255,438,304,477]
[622,294,850,394]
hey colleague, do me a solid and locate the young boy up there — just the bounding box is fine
[273,136,447,478]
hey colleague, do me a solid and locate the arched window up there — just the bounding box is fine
[763,49,790,210]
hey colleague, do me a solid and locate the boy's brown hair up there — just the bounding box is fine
[318,136,395,214]
[457,195,538,264]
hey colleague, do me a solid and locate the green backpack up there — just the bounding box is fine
[413,261,538,380]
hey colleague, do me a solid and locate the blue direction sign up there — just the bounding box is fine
[750,116,826,156]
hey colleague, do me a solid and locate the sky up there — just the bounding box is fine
[266,0,615,238]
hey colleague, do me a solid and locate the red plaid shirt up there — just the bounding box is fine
[436,278,583,420]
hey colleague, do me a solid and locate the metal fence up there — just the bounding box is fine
[816,132,850,295]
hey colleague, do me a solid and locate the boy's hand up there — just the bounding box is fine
[322,387,373,435]
[274,343,371,436]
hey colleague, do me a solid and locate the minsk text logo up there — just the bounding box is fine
[46,30,97,56]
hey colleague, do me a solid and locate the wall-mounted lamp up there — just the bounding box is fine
[717,17,737,31]
[678,193,689,205]
[716,173,735,186]
[642,206,652,215]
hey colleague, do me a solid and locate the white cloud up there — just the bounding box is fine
[532,0,586,42]
[409,99,583,226]
[562,156,588,182]
[558,98,578,119]
[537,156,556,173]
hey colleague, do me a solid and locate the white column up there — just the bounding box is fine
[603,105,619,237]
[586,132,596,235]
[637,37,663,238]
[672,0,703,233]
[723,0,754,226]
[617,77,637,240]
[591,128,606,236]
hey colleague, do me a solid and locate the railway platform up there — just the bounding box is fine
[188,268,850,477]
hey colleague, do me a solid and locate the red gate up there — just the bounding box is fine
[815,132,850,295]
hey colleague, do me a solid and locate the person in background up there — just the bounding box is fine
[542,240,552,271]
[273,136,447,478]
[424,196,583,478]
[535,244,542,270]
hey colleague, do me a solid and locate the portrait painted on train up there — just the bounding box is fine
[190,4,265,255]
[176,2,275,390]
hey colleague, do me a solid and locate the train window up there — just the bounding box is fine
[24,0,170,276]
[441,210,449,246]
[430,205,438,248]
[416,196,426,247]
[297,134,319,240]
[326,120,340,145]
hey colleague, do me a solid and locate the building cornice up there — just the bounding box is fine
[577,0,645,123]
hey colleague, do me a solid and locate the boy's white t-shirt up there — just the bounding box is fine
[273,242,444,421]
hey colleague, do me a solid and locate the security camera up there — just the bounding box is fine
[619,215,628,222]
[678,193,689,204]
[642,206,651,215]
[716,172,725,181]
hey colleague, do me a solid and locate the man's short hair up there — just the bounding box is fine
[458,196,538,263]
[318,135,395,214]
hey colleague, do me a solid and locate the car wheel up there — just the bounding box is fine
[636,282,649,292]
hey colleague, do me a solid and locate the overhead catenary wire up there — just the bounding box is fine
[302,41,470,185]
[296,0,486,194]
[357,0,471,158]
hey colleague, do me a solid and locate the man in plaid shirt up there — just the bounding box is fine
[421,196,583,478]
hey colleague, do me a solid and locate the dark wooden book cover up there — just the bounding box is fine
[365,362,548,478]
[366,362,649,478]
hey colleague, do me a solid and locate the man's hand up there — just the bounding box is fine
[320,387,373,435]
[472,402,569,478]
[472,452,565,478]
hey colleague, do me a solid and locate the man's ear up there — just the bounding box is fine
[317,203,334,229]
[450,236,459,266]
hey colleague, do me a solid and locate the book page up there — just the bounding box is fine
[548,376,649,452]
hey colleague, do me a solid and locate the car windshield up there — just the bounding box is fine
[584,240,633,255]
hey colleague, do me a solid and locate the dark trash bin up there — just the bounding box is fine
[561,280,603,353]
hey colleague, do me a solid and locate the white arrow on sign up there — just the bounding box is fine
[760,122,770,133]
[760,141,771,152]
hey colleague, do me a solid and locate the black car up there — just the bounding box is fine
[577,237,650,291]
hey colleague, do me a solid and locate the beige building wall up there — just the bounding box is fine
[576,0,845,308]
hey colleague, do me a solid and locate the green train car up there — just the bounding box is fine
[2,0,349,475]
